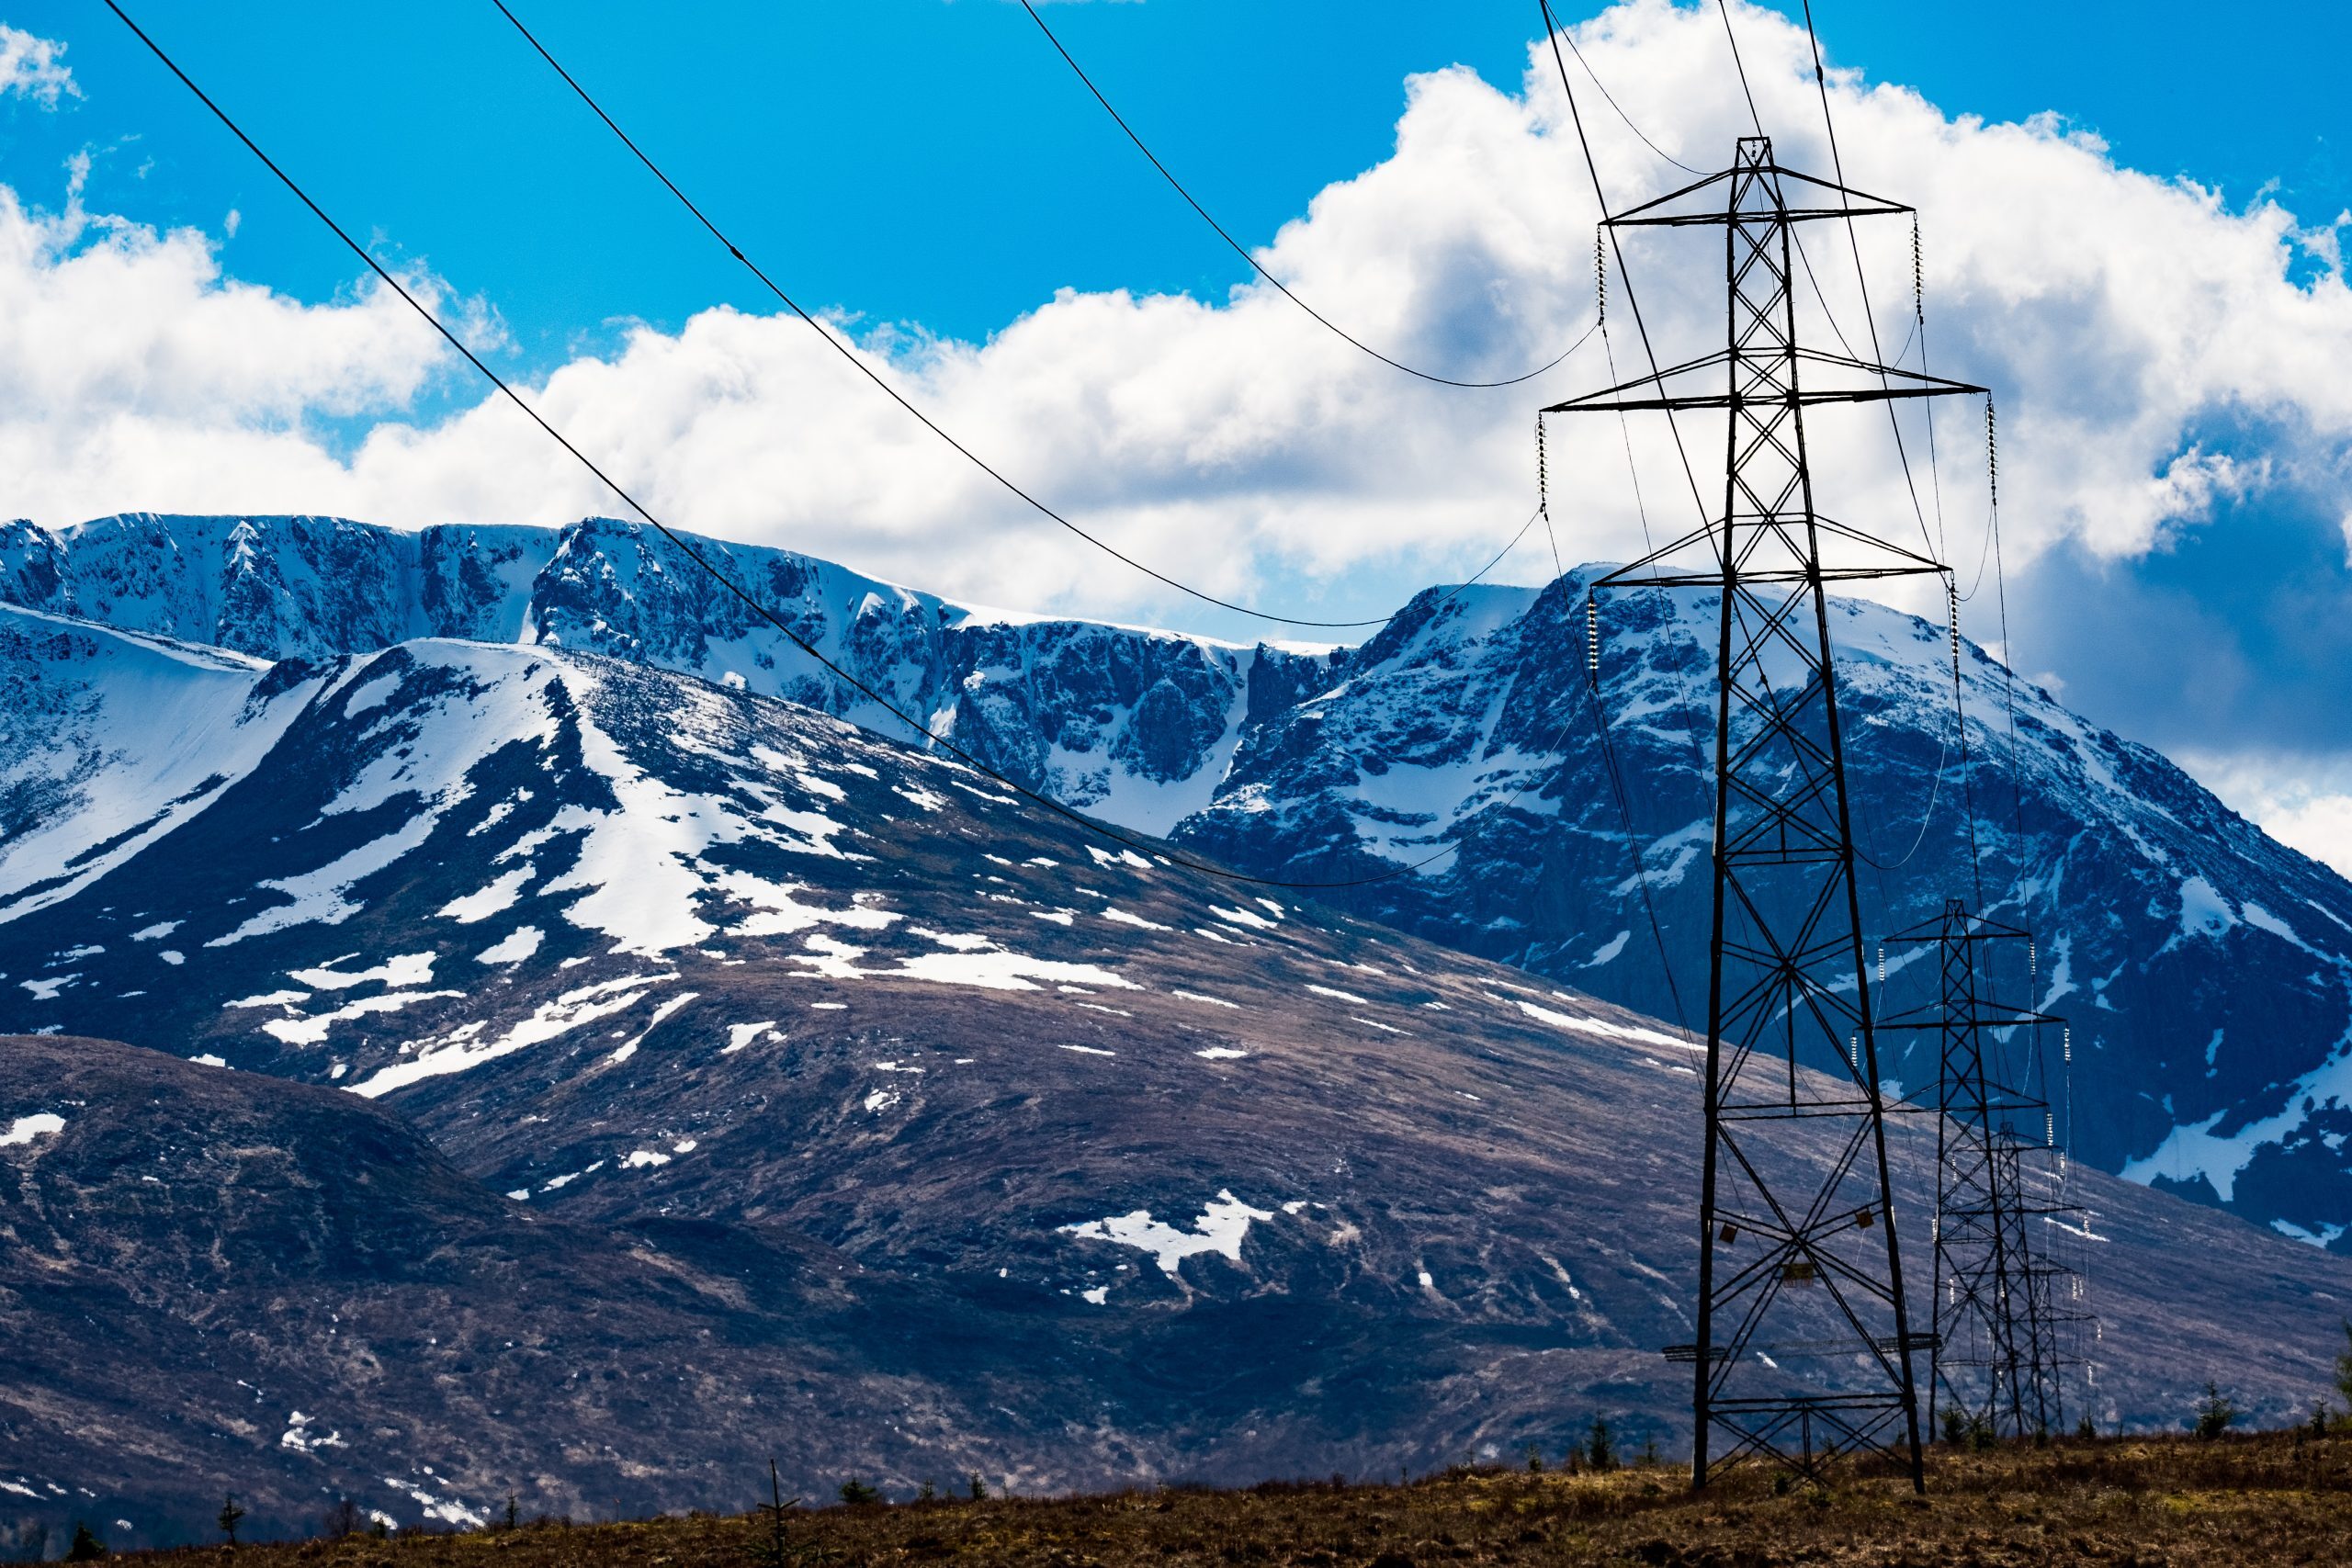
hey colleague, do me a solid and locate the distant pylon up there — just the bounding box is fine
[1881,899,2086,1439]
[1545,135,1985,1490]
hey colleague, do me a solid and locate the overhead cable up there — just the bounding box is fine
[483,1,1407,631]
[98,0,1498,892]
[1551,21,1706,176]
[1016,0,1593,389]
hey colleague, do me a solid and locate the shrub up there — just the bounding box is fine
[2193,1382,2240,1440]
[64,1524,105,1562]
[218,1495,246,1547]
[838,1480,882,1507]
[967,1473,989,1502]
[322,1499,363,1539]
[1583,1416,1616,1474]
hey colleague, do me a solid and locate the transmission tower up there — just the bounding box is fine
[1544,136,1984,1489]
[1881,901,2085,1440]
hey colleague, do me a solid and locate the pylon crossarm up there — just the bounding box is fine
[1604,160,1913,230]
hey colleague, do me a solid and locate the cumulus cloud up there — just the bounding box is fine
[0,26,78,107]
[10,2,2350,621]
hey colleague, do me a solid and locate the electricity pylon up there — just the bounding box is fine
[1881,900,2083,1441]
[1544,135,1984,1489]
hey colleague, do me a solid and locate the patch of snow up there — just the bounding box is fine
[346,974,673,1098]
[226,990,311,1009]
[436,865,535,924]
[789,935,1139,993]
[475,925,543,964]
[1057,1043,1117,1056]
[1170,989,1241,1009]
[279,1411,346,1453]
[1584,930,1632,966]
[130,920,181,941]
[17,976,72,1000]
[262,989,462,1047]
[2174,875,2237,941]
[724,1021,775,1053]
[1193,1046,1249,1061]
[1210,905,1279,931]
[910,928,1000,952]
[0,1112,65,1146]
[1058,1190,1272,1278]
[621,1149,671,1168]
[1306,984,1368,1005]
[1515,998,1698,1053]
[540,1161,605,1192]
[606,990,697,1065]
[208,811,440,946]
[291,953,435,990]
[1102,908,1172,932]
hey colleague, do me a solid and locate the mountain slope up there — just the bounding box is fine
[4,619,2349,1533]
[1172,573,2352,1251]
[0,1033,1110,1542]
[11,513,2346,1247]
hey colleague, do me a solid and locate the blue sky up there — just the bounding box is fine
[6,1,2352,866]
[15,0,2346,375]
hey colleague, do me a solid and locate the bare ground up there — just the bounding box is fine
[107,1431,2352,1568]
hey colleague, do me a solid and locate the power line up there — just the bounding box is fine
[1713,0,1766,138]
[96,0,1487,894]
[1786,2,1940,559]
[1536,0,1715,532]
[494,0,1600,632]
[487,0,1504,633]
[1017,0,1595,389]
[1551,21,1706,176]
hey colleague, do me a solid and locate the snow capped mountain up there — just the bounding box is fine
[7,612,2352,1529]
[0,513,1342,836]
[1174,572,2352,1253]
[8,510,2352,1256]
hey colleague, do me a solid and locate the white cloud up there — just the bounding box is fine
[1,0,2348,641]
[2258,795,2352,881]
[0,176,462,520]
[0,26,78,107]
[2179,752,2352,881]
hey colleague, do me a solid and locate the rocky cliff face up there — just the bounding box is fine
[6,513,2351,1252]
[0,514,1341,837]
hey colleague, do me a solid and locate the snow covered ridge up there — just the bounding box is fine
[0,513,1345,837]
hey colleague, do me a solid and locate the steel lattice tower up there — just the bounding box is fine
[1881,901,2083,1440]
[1545,136,1984,1489]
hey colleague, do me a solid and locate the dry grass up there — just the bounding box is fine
[132,1433,2352,1568]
